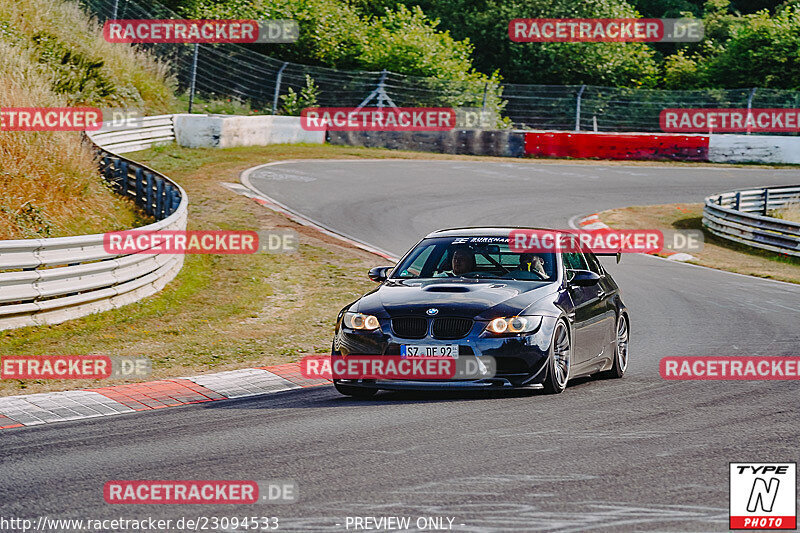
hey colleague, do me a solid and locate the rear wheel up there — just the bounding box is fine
[543,320,571,394]
[602,314,629,379]
[334,380,378,398]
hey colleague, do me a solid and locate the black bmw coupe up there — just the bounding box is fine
[332,228,629,397]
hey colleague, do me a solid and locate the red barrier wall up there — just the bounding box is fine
[524,131,709,161]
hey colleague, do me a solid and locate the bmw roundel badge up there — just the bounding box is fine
[426,308,439,316]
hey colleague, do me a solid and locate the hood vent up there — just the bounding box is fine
[423,285,471,293]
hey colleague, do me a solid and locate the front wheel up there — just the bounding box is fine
[543,319,571,394]
[601,314,629,379]
[334,380,378,398]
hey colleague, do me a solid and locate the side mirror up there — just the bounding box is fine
[569,269,601,287]
[368,266,392,282]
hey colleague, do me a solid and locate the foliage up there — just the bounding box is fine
[280,75,320,115]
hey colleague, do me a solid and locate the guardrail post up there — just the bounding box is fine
[735,191,741,211]
[115,160,127,193]
[119,161,129,195]
[156,178,165,219]
[135,167,143,203]
[144,172,153,216]
[762,188,770,215]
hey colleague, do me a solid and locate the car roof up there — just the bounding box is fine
[424,227,568,238]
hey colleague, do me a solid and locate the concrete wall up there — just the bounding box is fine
[326,129,526,157]
[708,135,800,164]
[174,114,324,148]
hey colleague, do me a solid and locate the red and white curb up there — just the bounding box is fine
[0,363,329,430]
[575,214,694,262]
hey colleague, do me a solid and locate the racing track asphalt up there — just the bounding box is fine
[2,160,800,532]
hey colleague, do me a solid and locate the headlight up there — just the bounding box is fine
[485,316,542,335]
[343,312,381,330]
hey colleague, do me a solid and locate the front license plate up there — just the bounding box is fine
[401,344,459,358]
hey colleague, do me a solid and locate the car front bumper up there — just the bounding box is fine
[333,316,558,388]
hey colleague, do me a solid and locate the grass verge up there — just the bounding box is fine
[599,203,800,284]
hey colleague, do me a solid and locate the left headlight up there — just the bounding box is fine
[343,311,381,330]
[485,315,542,335]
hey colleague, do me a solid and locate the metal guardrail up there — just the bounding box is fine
[89,115,176,154]
[0,118,187,331]
[703,185,800,257]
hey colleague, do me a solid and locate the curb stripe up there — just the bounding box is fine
[0,362,327,430]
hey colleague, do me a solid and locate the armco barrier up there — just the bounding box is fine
[326,130,526,157]
[0,122,188,331]
[88,114,176,154]
[703,185,800,257]
[524,131,710,161]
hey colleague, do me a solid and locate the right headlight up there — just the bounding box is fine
[343,311,381,330]
[485,315,542,335]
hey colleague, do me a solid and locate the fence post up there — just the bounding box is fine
[112,0,119,20]
[481,82,488,113]
[272,62,288,114]
[762,188,770,216]
[188,43,199,113]
[735,191,741,211]
[575,85,586,131]
[746,88,756,135]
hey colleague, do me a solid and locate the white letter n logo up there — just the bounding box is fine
[747,477,780,512]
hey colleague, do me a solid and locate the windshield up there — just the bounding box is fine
[391,236,557,281]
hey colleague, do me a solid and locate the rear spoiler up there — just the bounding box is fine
[594,251,622,263]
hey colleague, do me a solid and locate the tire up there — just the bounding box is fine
[543,319,571,394]
[601,313,629,379]
[334,380,378,398]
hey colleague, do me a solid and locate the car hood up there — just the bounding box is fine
[355,278,557,320]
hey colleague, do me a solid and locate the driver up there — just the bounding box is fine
[435,248,476,277]
[514,253,547,279]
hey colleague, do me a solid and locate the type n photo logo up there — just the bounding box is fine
[730,463,796,529]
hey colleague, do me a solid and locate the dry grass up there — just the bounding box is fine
[0,40,149,239]
[600,203,800,284]
[769,202,800,224]
[0,0,176,113]
[0,0,178,239]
